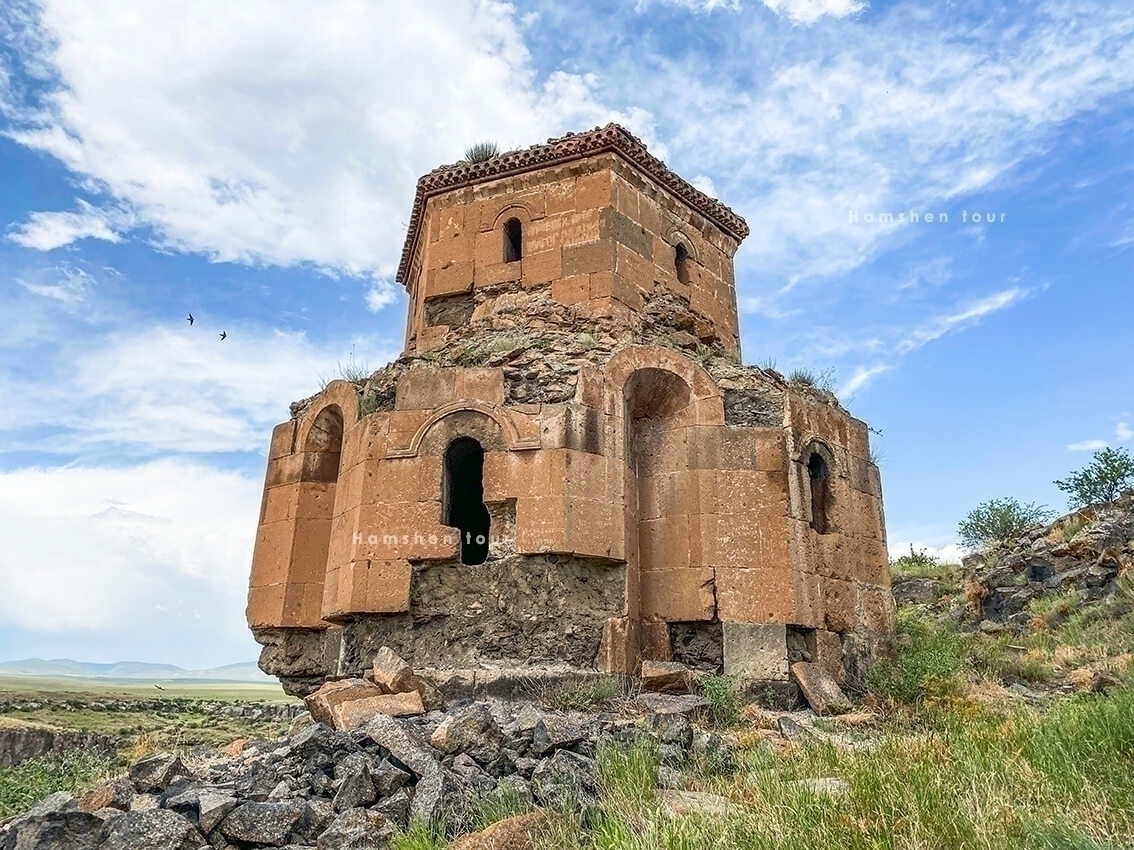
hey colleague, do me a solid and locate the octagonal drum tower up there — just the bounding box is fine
[246,124,895,699]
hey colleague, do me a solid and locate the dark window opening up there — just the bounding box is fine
[674,242,691,285]
[808,452,830,534]
[503,218,523,263]
[443,437,490,565]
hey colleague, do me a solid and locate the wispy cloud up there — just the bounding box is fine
[17,264,94,309]
[0,323,399,455]
[7,199,131,251]
[760,0,867,26]
[835,287,1029,396]
[1117,421,1133,441]
[1067,439,1108,452]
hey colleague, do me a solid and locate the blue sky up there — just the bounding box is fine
[0,0,1131,668]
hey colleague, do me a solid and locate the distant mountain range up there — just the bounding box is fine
[0,658,272,682]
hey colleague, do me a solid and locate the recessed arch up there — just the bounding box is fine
[801,440,835,534]
[503,217,523,263]
[390,400,539,458]
[443,436,490,565]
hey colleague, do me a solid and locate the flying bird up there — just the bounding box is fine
[219,331,227,341]
[186,313,194,326]
[154,684,165,691]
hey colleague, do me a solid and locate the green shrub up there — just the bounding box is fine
[957,498,1055,550]
[866,609,967,704]
[463,141,500,163]
[700,674,743,727]
[1054,446,1134,508]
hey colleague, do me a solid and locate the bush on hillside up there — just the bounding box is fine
[1054,446,1134,509]
[957,497,1055,551]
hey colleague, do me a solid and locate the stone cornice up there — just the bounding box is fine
[396,123,749,287]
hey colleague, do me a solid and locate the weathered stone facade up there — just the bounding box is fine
[247,124,894,696]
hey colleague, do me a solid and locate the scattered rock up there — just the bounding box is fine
[128,754,192,794]
[316,807,396,850]
[98,809,206,850]
[658,789,730,818]
[0,811,105,850]
[448,810,552,850]
[634,693,709,716]
[219,800,306,846]
[430,703,503,763]
[640,661,695,694]
[777,716,804,741]
[370,646,415,694]
[790,662,851,715]
[530,750,599,809]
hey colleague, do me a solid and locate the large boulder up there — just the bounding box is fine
[316,808,396,850]
[218,800,306,846]
[98,810,206,850]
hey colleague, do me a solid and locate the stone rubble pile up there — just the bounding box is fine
[0,663,730,850]
[889,490,1134,630]
[963,490,1134,629]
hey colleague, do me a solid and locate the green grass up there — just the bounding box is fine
[473,680,1134,849]
[0,749,116,820]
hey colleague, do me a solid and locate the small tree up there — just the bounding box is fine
[957,498,1055,551]
[1054,446,1134,508]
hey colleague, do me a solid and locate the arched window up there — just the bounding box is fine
[503,218,523,263]
[807,452,831,534]
[443,437,490,565]
[674,242,691,285]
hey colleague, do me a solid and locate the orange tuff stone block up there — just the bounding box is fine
[515,494,568,553]
[821,577,858,633]
[521,249,563,287]
[426,260,474,297]
[357,559,412,613]
[455,368,504,405]
[562,238,616,278]
[575,170,611,210]
[566,498,614,558]
[396,368,457,410]
[246,582,286,629]
[476,261,522,287]
[260,482,300,526]
[289,517,333,585]
[282,581,325,627]
[269,421,297,460]
[715,567,794,624]
[265,453,304,488]
[250,520,297,589]
[640,567,716,622]
[374,455,442,504]
[551,273,589,306]
[385,410,431,453]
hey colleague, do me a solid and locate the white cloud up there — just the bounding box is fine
[833,287,1028,396]
[366,281,401,313]
[896,287,1026,355]
[1116,421,1133,441]
[838,362,891,397]
[1067,439,1108,452]
[638,3,1134,290]
[17,264,94,309]
[0,323,399,455]
[639,0,742,11]
[0,460,261,660]
[760,0,867,26]
[0,0,638,278]
[7,199,129,250]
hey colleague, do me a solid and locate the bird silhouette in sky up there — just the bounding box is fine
[186,313,194,326]
[154,684,165,691]
[219,331,227,341]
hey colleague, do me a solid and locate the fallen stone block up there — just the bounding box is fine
[332,691,426,730]
[634,693,709,717]
[640,660,695,694]
[790,662,851,715]
[128,754,192,794]
[449,809,553,850]
[79,778,133,814]
[219,800,306,846]
[304,679,386,726]
[370,645,415,694]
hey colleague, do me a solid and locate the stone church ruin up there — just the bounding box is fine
[246,124,894,699]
